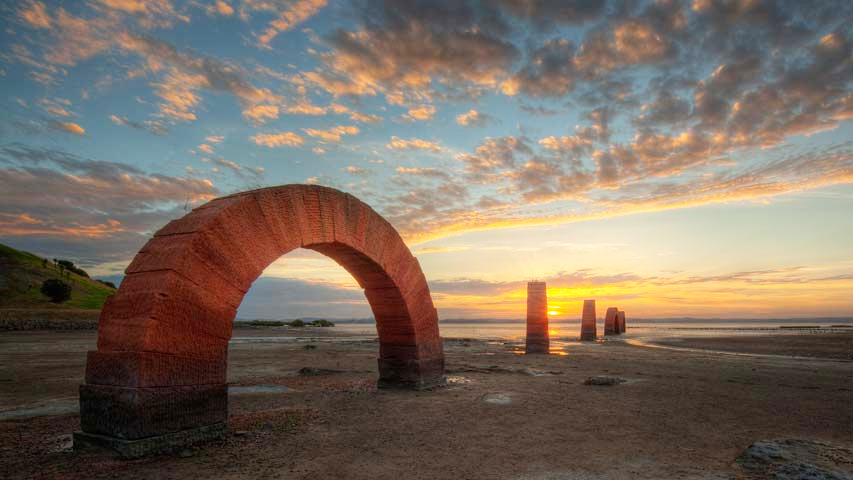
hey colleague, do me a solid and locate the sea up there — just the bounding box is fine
[329,318,853,342]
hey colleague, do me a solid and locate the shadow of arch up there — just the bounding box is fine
[76,184,445,456]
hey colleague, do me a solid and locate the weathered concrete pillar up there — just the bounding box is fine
[525,281,549,353]
[604,307,619,335]
[580,299,597,341]
[617,311,626,333]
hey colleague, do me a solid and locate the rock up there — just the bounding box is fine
[233,430,249,437]
[179,449,193,458]
[298,367,342,376]
[47,433,73,453]
[481,393,512,405]
[583,376,626,386]
[737,439,853,480]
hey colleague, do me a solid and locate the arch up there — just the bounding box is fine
[76,184,445,456]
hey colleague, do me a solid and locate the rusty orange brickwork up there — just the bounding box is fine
[78,184,445,454]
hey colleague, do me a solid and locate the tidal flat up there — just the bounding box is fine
[1,327,852,479]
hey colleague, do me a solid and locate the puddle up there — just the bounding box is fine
[229,385,291,395]
[481,393,513,405]
[0,400,77,420]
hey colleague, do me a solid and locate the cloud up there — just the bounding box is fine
[242,104,280,124]
[395,166,450,180]
[302,125,359,142]
[19,1,51,29]
[205,135,224,143]
[108,114,168,135]
[214,1,234,16]
[403,105,436,121]
[493,0,605,26]
[385,136,444,153]
[574,20,673,75]
[344,165,368,176]
[197,144,214,154]
[116,34,283,123]
[349,111,382,123]
[634,90,691,126]
[251,132,305,148]
[50,121,85,136]
[40,98,74,118]
[255,0,328,48]
[210,158,264,180]
[306,0,520,101]
[456,109,494,127]
[236,277,368,320]
[0,145,218,265]
[456,136,531,181]
[501,39,576,97]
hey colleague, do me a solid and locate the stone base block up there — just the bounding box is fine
[377,357,445,390]
[525,341,549,354]
[73,422,227,459]
[79,383,227,440]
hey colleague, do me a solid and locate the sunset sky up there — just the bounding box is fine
[2,0,853,320]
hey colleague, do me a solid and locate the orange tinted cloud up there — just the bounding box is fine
[302,125,359,142]
[386,136,443,153]
[250,132,304,148]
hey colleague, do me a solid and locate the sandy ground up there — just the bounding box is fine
[1,328,852,479]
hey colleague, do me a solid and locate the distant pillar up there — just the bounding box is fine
[604,307,618,335]
[525,281,549,353]
[617,311,626,333]
[580,299,597,341]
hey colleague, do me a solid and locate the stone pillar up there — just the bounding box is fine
[617,311,626,333]
[525,281,549,353]
[580,299,597,341]
[604,307,619,335]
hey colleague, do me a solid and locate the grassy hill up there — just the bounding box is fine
[0,243,115,310]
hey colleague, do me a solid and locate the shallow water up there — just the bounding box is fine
[334,320,853,342]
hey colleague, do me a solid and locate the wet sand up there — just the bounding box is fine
[652,333,853,361]
[1,328,852,479]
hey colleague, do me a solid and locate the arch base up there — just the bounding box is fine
[75,356,444,457]
[73,422,227,459]
[378,357,446,390]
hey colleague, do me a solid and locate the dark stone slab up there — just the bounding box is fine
[79,383,227,440]
[73,422,227,459]
[377,357,446,390]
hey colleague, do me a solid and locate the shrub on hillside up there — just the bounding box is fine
[96,279,117,289]
[54,259,89,278]
[40,279,72,303]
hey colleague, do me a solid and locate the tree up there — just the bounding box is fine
[56,259,89,278]
[40,279,72,303]
[96,279,117,289]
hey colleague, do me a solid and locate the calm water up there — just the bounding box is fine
[332,319,853,341]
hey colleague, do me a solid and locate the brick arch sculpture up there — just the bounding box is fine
[76,184,445,456]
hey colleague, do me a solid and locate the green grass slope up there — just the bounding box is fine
[0,243,115,309]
